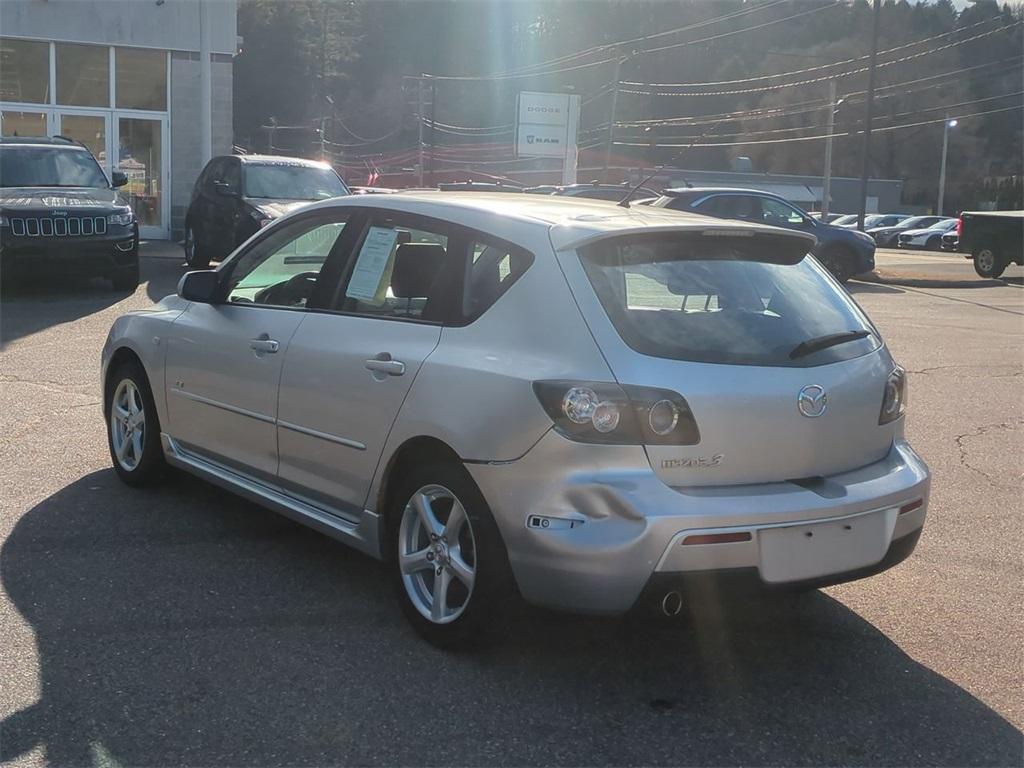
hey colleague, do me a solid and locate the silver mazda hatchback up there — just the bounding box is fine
[101,193,929,646]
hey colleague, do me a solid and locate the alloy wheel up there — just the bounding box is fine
[110,379,146,472]
[398,484,477,624]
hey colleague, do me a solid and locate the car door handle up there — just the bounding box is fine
[365,355,405,376]
[250,337,280,353]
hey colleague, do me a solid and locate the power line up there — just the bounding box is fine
[621,22,1022,97]
[620,16,1007,88]
[493,0,796,77]
[611,104,1023,148]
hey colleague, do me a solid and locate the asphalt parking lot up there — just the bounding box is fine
[1,244,1021,767]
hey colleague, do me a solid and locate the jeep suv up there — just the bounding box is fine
[0,137,139,290]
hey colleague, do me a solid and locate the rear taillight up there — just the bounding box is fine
[879,365,907,424]
[532,380,700,445]
[956,217,963,237]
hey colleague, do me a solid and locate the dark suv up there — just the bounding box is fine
[0,137,139,290]
[651,187,876,282]
[184,154,349,268]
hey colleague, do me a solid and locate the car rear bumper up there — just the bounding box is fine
[467,434,929,614]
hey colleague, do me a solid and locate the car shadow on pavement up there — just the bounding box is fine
[2,470,1021,767]
[0,258,184,347]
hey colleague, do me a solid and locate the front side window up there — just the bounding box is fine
[578,233,879,367]
[760,197,807,227]
[0,147,108,187]
[243,163,348,200]
[224,214,348,307]
[339,220,452,322]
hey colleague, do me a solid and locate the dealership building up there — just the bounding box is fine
[0,0,236,240]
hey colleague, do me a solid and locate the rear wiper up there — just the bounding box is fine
[789,330,871,359]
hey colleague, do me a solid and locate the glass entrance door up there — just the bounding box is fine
[55,111,112,178]
[114,115,168,239]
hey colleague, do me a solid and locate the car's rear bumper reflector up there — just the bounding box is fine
[682,531,753,546]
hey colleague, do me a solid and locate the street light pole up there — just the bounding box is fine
[857,0,881,231]
[937,117,957,216]
[822,79,837,218]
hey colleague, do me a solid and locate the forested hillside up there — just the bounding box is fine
[234,0,1023,209]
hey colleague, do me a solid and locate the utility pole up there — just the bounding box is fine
[937,116,957,216]
[602,56,626,181]
[821,79,837,218]
[416,77,425,187]
[428,78,436,187]
[857,0,881,231]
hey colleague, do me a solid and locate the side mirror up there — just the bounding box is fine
[111,171,128,188]
[177,270,220,303]
[213,180,238,198]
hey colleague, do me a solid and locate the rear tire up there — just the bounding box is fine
[818,247,854,283]
[973,248,1006,279]
[387,458,516,649]
[183,224,211,269]
[105,359,165,486]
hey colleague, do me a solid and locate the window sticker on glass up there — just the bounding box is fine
[346,226,399,303]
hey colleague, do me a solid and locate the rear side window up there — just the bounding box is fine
[578,233,879,367]
[462,239,533,321]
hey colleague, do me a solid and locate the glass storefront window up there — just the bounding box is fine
[60,114,108,169]
[115,48,166,111]
[56,43,109,107]
[1,110,48,137]
[0,39,50,104]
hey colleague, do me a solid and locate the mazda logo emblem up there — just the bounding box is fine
[797,384,827,418]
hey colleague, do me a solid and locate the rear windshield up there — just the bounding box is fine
[578,234,879,367]
[0,147,108,188]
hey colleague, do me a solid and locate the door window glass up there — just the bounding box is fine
[56,43,109,107]
[225,215,348,308]
[340,221,451,322]
[115,48,167,110]
[0,39,50,104]
[463,239,534,320]
[221,159,241,194]
[117,118,162,227]
[760,197,807,227]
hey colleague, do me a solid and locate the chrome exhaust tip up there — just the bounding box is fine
[660,590,683,617]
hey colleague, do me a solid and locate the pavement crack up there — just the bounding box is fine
[953,419,1024,489]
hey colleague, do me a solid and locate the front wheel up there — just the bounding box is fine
[818,247,854,283]
[183,224,211,269]
[110,260,139,292]
[388,460,515,649]
[105,360,165,486]
[926,235,941,251]
[973,248,1006,279]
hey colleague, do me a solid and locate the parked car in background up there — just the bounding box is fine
[897,218,958,250]
[437,181,524,193]
[651,187,875,281]
[830,214,859,227]
[867,215,945,247]
[350,186,397,195]
[551,182,660,201]
[184,154,350,268]
[958,210,1024,278]
[940,231,959,251]
[0,136,139,290]
[101,192,928,647]
[809,212,850,223]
